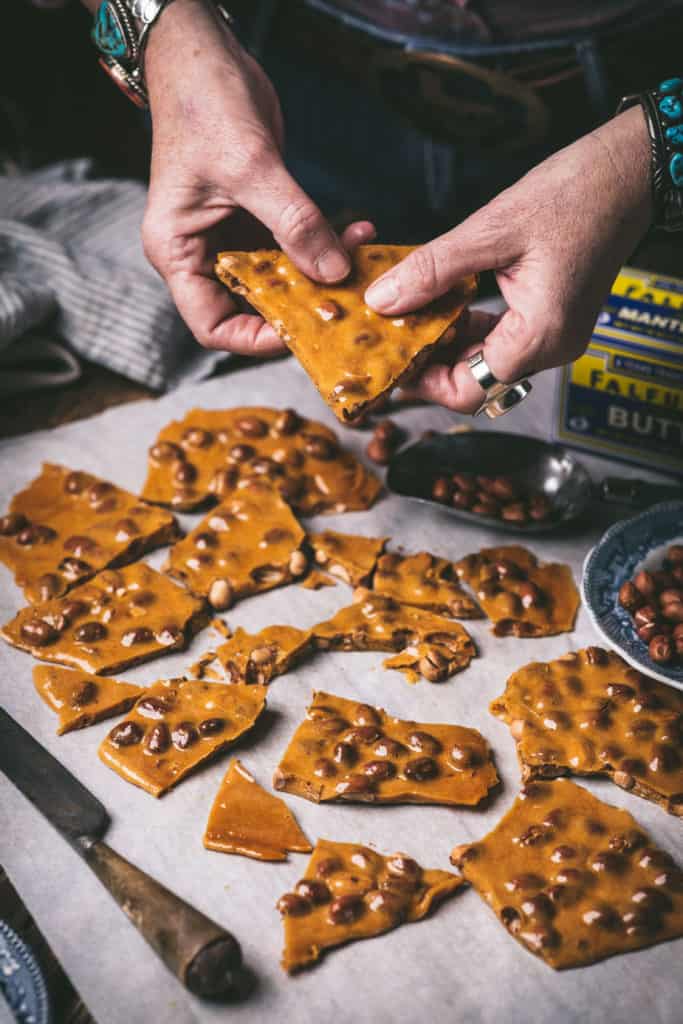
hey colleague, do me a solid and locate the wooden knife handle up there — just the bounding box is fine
[81,839,244,999]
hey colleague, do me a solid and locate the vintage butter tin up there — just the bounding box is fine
[555,266,683,476]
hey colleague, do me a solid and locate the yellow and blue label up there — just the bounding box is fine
[556,267,683,476]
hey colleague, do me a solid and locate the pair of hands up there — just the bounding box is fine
[143,0,652,412]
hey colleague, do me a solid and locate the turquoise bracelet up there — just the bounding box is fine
[91,0,237,110]
[619,77,683,232]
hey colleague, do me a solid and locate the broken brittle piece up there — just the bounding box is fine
[216,246,476,422]
[204,759,312,861]
[99,678,267,797]
[33,665,144,735]
[164,482,307,610]
[278,838,463,972]
[0,563,207,674]
[309,530,388,587]
[214,624,312,684]
[491,646,683,816]
[373,551,481,619]
[274,690,497,805]
[0,463,179,603]
[300,569,338,591]
[455,545,579,637]
[382,642,474,685]
[141,406,380,514]
[312,588,476,682]
[451,778,683,969]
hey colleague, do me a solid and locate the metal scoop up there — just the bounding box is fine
[386,430,683,535]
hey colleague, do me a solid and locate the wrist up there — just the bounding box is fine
[600,105,654,233]
[145,0,241,101]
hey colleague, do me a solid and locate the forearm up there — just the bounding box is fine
[80,0,365,353]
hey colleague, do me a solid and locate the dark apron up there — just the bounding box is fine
[231,0,683,235]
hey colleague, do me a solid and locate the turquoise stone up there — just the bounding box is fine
[670,152,683,187]
[92,1,130,60]
[659,95,683,122]
[665,124,683,146]
[659,77,683,95]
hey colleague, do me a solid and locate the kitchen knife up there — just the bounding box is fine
[0,708,245,1000]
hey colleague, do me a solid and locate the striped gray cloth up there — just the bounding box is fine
[0,159,226,390]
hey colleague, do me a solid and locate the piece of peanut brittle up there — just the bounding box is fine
[274,690,497,806]
[451,778,683,969]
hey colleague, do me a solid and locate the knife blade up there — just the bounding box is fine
[0,708,246,1000]
[0,709,109,845]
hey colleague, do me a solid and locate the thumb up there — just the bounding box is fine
[241,158,351,283]
[364,205,519,314]
[413,307,539,414]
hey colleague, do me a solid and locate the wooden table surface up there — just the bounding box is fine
[0,359,154,442]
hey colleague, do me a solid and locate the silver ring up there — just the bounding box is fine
[466,350,532,419]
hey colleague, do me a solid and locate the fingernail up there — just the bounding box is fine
[317,248,350,282]
[365,275,399,310]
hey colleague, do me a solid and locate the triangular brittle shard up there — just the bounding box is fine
[33,665,144,735]
[204,759,311,861]
[216,246,476,421]
[277,838,463,972]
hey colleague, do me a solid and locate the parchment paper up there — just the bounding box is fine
[1,358,681,1024]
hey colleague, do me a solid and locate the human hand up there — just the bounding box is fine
[365,105,652,412]
[142,0,374,355]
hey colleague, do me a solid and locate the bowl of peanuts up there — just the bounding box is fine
[582,501,683,687]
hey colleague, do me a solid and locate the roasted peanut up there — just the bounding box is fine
[633,571,657,600]
[637,622,660,643]
[502,502,528,523]
[649,634,674,664]
[489,477,518,501]
[452,473,476,492]
[661,600,683,623]
[673,623,683,656]
[528,495,552,521]
[365,437,391,465]
[666,545,683,565]
[619,581,644,613]
[452,490,474,510]
[431,476,452,503]
[634,605,658,628]
[472,500,500,518]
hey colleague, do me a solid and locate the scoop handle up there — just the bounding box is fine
[600,477,683,507]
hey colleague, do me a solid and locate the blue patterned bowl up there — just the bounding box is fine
[582,501,683,688]
[0,921,50,1024]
